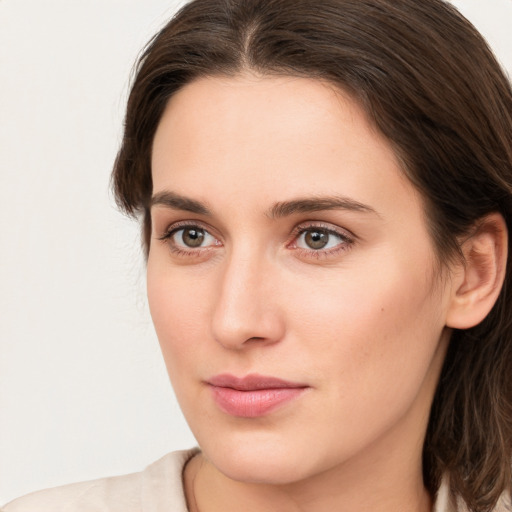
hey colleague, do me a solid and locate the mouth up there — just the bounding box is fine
[206,373,310,418]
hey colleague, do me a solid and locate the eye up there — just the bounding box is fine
[297,229,335,250]
[170,226,218,249]
[157,223,222,256]
[291,225,353,255]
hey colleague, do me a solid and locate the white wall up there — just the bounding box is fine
[0,0,195,504]
[1,0,511,505]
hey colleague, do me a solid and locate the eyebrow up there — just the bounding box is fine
[150,190,378,218]
[267,196,379,218]
[150,190,212,215]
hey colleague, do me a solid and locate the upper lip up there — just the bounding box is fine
[207,373,309,391]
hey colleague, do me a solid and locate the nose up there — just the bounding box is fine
[211,248,285,350]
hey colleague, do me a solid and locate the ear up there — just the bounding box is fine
[446,213,508,329]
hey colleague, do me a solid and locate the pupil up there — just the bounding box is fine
[183,228,205,247]
[305,230,328,249]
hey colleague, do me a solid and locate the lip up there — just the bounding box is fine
[207,373,309,418]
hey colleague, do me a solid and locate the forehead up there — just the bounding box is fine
[153,74,382,159]
[151,74,420,220]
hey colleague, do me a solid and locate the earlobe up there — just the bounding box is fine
[446,213,508,330]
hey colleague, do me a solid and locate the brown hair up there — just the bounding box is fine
[112,0,512,510]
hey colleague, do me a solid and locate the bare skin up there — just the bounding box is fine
[148,74,506,512]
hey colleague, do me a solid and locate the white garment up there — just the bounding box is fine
[2,449,198,512]
[2,449,510,512]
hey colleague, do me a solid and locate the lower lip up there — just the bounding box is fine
[209,386,307,418]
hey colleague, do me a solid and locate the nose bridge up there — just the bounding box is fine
[211,242,282,349]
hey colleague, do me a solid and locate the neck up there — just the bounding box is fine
[184,437,433,512]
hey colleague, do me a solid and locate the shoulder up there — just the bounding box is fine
[2,448,199,512]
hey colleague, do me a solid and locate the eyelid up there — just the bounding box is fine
[287,221,356,256]
[157,220,223,257]
[291,221,355,242]
[158,220,219,241]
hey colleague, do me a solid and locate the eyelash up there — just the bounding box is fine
[157,221,220,258]
[289,223,354,259]
[157,221,355,259]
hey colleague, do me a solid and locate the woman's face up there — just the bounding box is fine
[148,75,453,485]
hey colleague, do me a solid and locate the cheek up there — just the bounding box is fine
[285,250,444,389]
[146,261,208,373]
[275,259,446,460]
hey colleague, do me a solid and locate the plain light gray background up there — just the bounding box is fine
[1,0,511,505]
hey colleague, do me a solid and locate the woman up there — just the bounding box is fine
[4,0,512,511]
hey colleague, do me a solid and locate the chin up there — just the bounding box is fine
[210,450,308,485]
[197,431,322,485]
